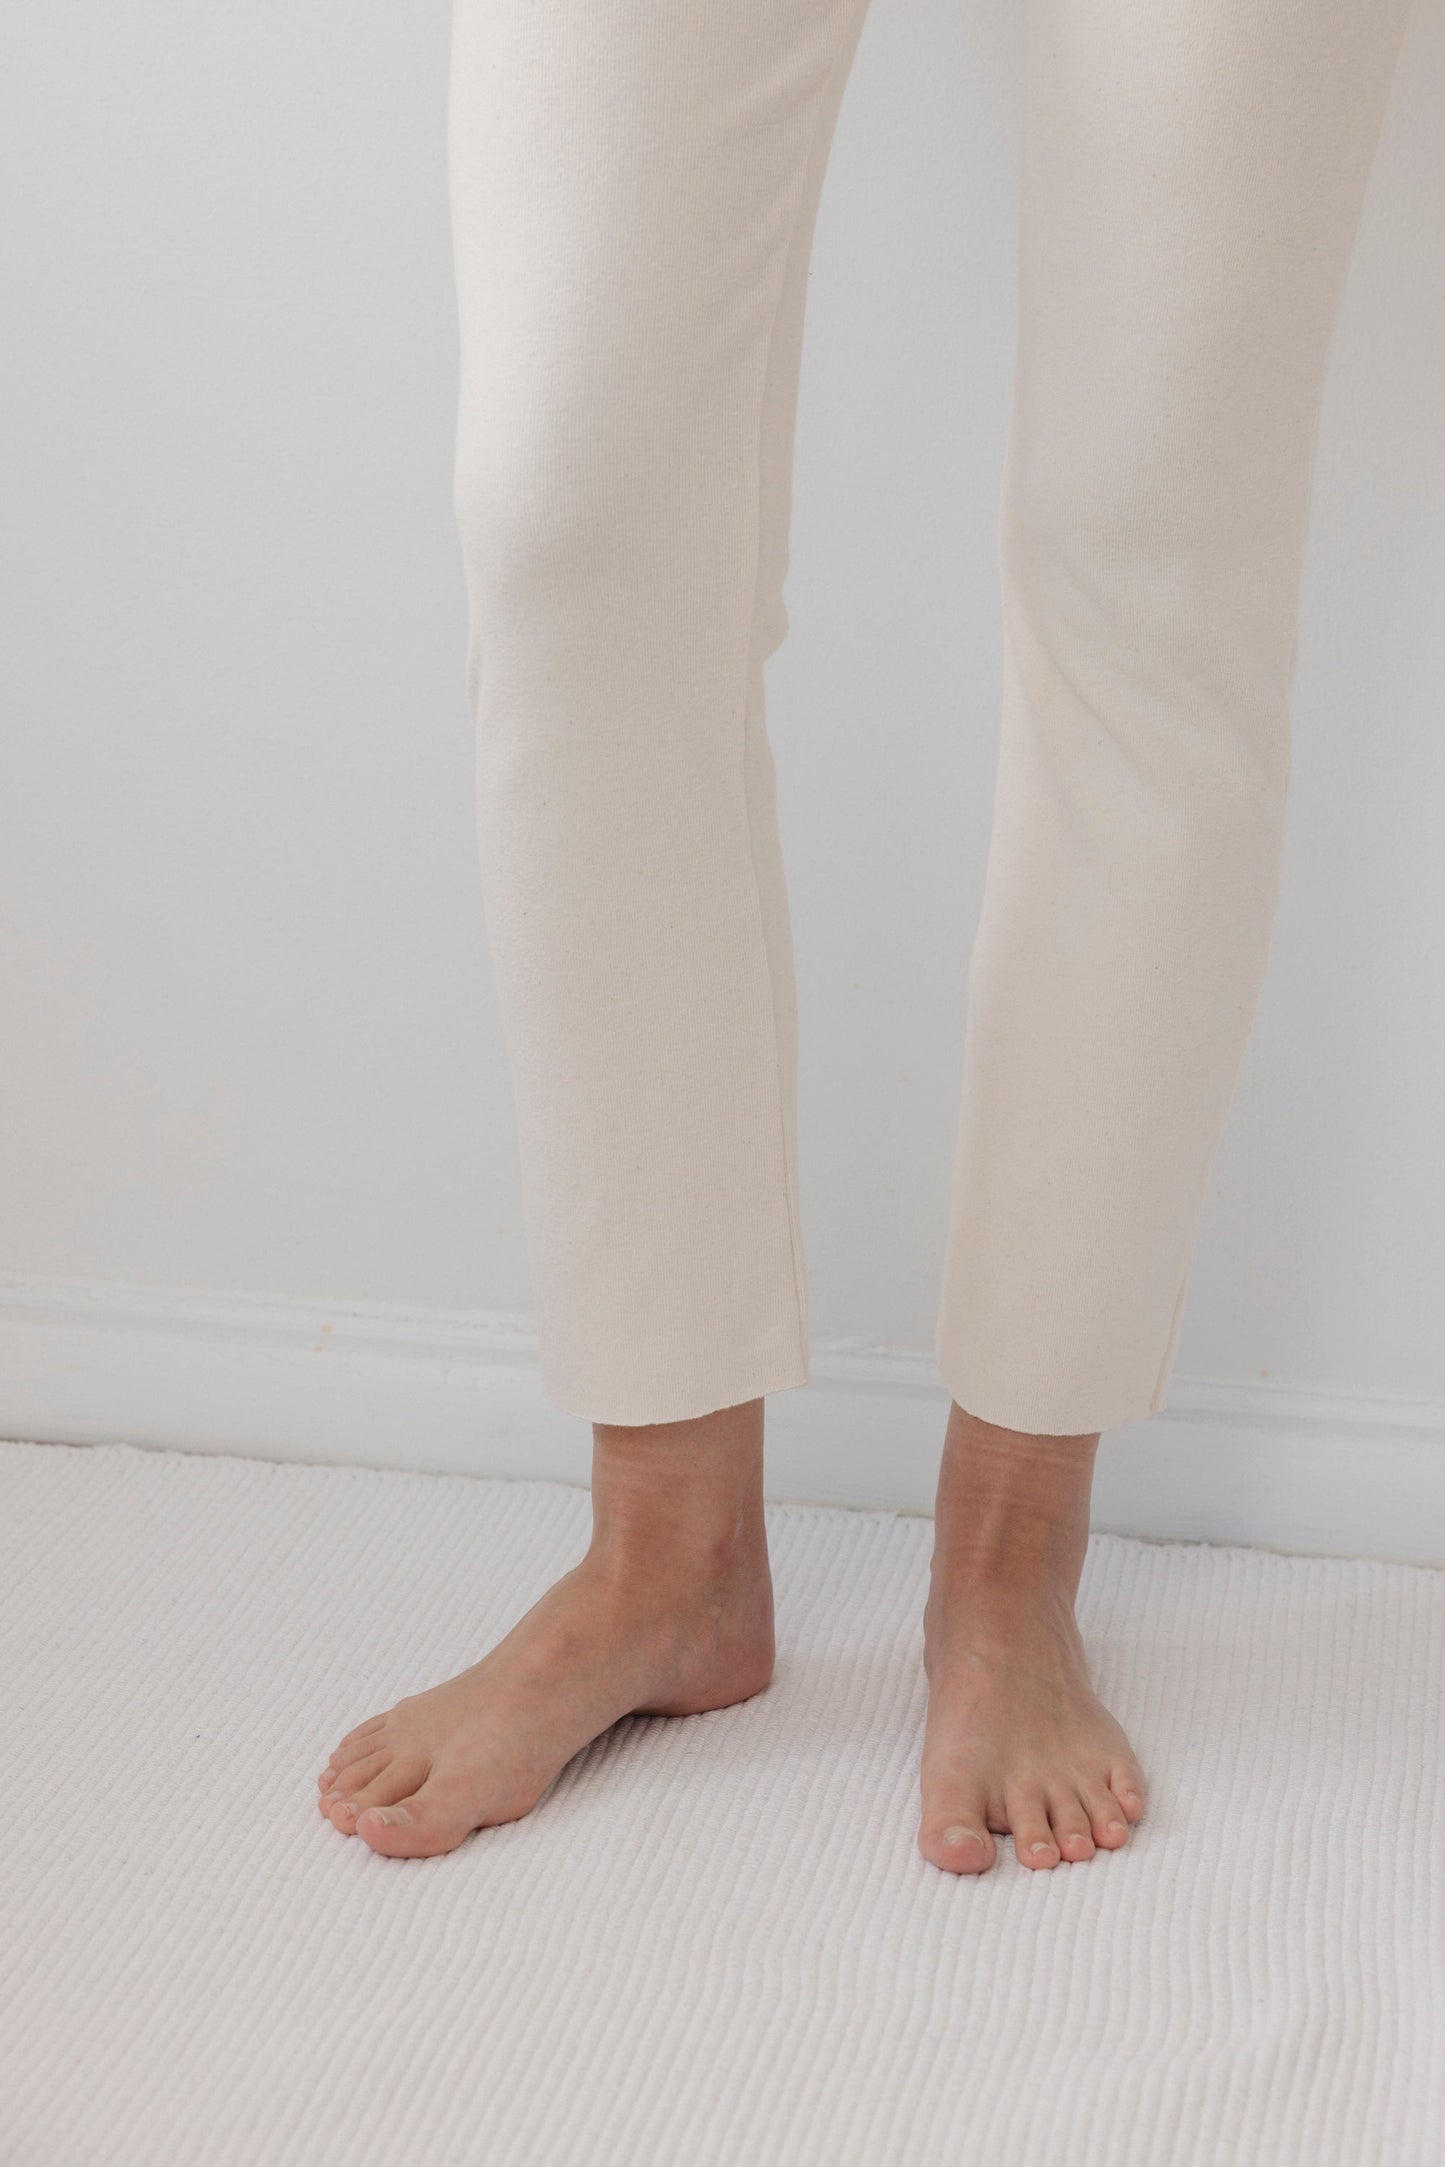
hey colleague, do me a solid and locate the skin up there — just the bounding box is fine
[917,1405,1144,1873]
[318,1400,1145,1870]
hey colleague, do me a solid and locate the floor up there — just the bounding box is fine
[2,1437,1441,2166]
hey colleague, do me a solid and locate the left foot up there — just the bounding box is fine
[918,1406,1146,1875]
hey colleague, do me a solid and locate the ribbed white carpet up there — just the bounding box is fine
[2,1440,1441,2166]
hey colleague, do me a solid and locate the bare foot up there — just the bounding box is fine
[918,1406,1146,1875]
[318,1402,773,1858]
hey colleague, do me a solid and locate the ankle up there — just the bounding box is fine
[587,1399,769,1588]
[931,1403,1099,1602]
[582,1509,767,1596]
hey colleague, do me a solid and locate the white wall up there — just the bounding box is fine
[3,0,1443,1549]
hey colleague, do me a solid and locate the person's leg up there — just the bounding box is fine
[921,0,1413,1873]
[318,0,873,1855]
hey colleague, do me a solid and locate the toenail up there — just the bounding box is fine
[1030,1843,1055,1856]
[1107,1822,1127,1837]
[362,1806,412,1828]
[941,1825,983,1847]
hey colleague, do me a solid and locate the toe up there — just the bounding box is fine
[334,1716,387,1754]
[355,1777,474,1860]
[1047,1792,1096,1863]
[329,1760,421,1827]
[1111,1765,1146,1824]
[329,1730,388,1777]
[326,1750,389,1803]
[1082,1782,1130,1849]
[919,1793,997,1876]
[1007,1789,1060,1870]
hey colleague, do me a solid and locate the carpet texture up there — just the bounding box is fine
[1,1438,1441,2166]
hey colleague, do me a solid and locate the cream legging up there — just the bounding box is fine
[447,0,1412,1433]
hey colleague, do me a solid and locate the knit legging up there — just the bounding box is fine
[447,0,1412,1430]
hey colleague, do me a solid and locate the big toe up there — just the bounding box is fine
[355,1778,475,1859]
[919,1792,997,1876]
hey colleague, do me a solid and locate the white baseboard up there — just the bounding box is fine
[2,1274,1442,1565]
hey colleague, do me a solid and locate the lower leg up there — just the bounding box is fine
[918,1403,1144,1875]
[317,1401,773,1858]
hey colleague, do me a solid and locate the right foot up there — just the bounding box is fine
[317,1402,773,1858]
